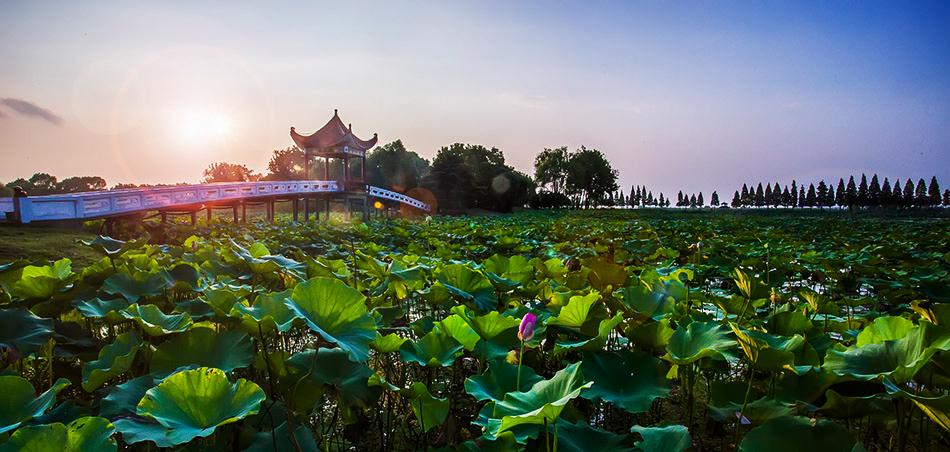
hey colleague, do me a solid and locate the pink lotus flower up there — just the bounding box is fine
[518,312,537,342]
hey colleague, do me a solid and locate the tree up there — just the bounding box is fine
[677,191,684,207]
[57,176,107,193]
[903,179,914,207]
[858,174,869,206]
[915,178,928,206]
[881,178,893,207]
[892,179,903,207]
[366,140,430,192]
[710,191,720,206]
[740,184,751,207]
[263,146,306,180]
[772,183,782,207]
[658,193,666,207]
[806,183,817,207]
[835,178,846,207]
[816,181,829,208]
[202,163,257,183]
[868,174,881,206]
[791,180,799,207]
[28,173,58,195]
[798,186,806,208]
[764,184,773,207]
[424,143,533,212]
[731,190,741,208]
[754,183,765,207]
[782,186,791,207]
[689,194,697,208]
[564,146,619,208]
[697,192,704,207]
[845,176,857,207]
[943,189,950,206]
[533,147,570,195]
[928,176,941,206]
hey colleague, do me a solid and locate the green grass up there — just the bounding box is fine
[0,225,101,267]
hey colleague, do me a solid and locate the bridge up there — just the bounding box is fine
[0,181,431,224]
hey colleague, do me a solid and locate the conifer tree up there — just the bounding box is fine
[858,174,869,206]
[816,181,829,208]
[772,183,782,207]
[869,174,881,207]
[659,193,666,207]
[791,180,799,207]
[892,179,902,207]
[755,183,765,207]
[741,184,751,206]
[943,189,950,206]
[915,178,928,206]
[710,191,720,206]
[689,194,697,208]
[881,178,892,207]
[806,183,817,207]
[677,191,684,207]
[903,179,915,207]
[764,184,773,207]
[928,176,941,206]
[647,191,654,205]
[835,178,846,207]
[697,192,704,207]
[732,190,741,208]
[846,176,857,207]
[782,186,791,207]
[798,186,806,208]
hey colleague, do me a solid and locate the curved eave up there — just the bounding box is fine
[290,111,378,152]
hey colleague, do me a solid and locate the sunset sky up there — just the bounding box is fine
[1,1,948,198]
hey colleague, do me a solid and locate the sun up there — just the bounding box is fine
[171,107,233,147]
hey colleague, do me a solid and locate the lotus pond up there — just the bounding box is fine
[0,210,948,451]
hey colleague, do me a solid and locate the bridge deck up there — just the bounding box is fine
[0,181,430,223]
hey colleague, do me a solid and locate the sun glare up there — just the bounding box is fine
[172,107,233,147]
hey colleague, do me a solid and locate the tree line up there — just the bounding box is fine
[727,175,947,208]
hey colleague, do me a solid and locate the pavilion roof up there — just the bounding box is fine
[290,110,378,152]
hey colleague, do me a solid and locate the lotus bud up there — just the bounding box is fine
[518,312,537,342]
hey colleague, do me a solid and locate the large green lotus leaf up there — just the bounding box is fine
[232,289,297,334]
[707,380,795,423]
[814,388,891,419]
[465,360,542,403]
[82,331,141,391]
[82,235,136,257]
[285,347,381,410]
[547,291,600,329]
[150,328,253,375]
[664,321,734,365]
[286,277,377,362]
[371,332,409,353]
[450,306,521,340]
[823,322,950,383]
[100,375,157,419]
[856,316,915,347]
[0,376,70,434]
[436,314,481,351]
[585,257,628,292]
[112,418,179,448]
[554,313,624,354]
[621,284,676,320]
[739,416,857,452]
[102,270,170,302]
[581,350,671,414]
[400,327,464,367]
[459,431,518,452]
[630,424,691,452]
[400,382,449,433]
[135,367,265,446]
[732,268,769,300]
[625,317,675,351]
[481,362,592,438]
[119,303,193,336]
[438,264,498,313]
[483,254,535,285]
[0,423,67,452]
[730,324,806,372]
[66,416,118,452]
[767,309,814,336]
[0,307,54,357]
[73,297,130,320]
[3,258,74,301]
[244,421,319,452]
[231,240,306,278]
[884,379,950,432]
[557,419,634,452]
[199,287,246,318]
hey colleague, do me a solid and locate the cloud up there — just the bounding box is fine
[0,98,64,125]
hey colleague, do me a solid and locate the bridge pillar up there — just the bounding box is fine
[206,206,212,224]
[325,199,331,221]
[232,204,238,223]
[161,212,167,224]
[292,198,299,222]
[241,202,247,223]
[190,211,197,226]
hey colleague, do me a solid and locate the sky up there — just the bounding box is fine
[1,1,948,198]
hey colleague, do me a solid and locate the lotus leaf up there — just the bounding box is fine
[630,424,692,452]
[0,376,70,434]
[581,350,671,414]
[150,328,254,375]
[82,331,141,391]
[135,367,265,446]
[739,416,858,452]
[286,276,377,362]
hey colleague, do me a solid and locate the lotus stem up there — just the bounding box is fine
[517,340,525,389]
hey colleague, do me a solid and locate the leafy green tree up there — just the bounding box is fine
[366,140,430,192]
[425,143,532,212]
[202,163,258,183]
[263,146,305,180]
[565,146,619,208]
[534,147,570,195]
[57,176,107,193]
